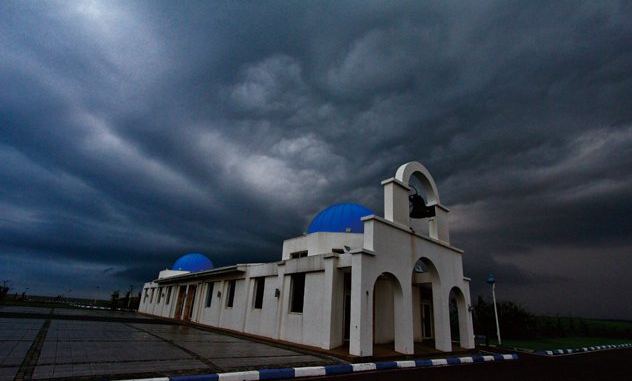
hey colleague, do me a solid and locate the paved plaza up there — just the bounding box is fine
[0,306,339,380]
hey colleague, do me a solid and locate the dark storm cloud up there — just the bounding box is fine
[1,0,631,318]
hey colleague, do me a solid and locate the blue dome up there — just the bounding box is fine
[172,253,214,272]
[307,203,374,234]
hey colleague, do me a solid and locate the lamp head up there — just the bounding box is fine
[486,274,496,285]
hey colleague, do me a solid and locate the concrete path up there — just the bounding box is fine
[0,307,339,380]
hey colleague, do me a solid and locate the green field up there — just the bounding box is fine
[538,316,632,331]
[532,316,632,341]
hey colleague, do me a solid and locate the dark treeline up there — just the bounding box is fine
[471,296,632,340]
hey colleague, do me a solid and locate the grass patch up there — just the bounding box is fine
[478,336,632,351]
[539,316,632,332]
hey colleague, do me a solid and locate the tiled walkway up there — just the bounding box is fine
[0,308,337,380]
[131,323,322,370]
[0,318,44,381]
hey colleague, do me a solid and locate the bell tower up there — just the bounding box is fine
[381,161,450,243]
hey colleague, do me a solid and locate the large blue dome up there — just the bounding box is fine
[172,253,214,272]
[307,203,374,234]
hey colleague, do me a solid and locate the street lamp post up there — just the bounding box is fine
[487,274,501,346]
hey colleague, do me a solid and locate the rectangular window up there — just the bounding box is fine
[150,288,155,303]
[157,287,162,303]
[290,273,306,313]
[205,282,214,308]
[226,280,236,308]
[144,289,149,302]
[253,278,265,309]
[165,286,172,305]
[290,251,308,259]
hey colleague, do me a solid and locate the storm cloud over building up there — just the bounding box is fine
[1,1,632,320]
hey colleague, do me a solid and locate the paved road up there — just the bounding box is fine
[301,348,632,381]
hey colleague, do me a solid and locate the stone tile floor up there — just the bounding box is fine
[0,310,338,380]
[0,318,45,380]
[130,323,327,370]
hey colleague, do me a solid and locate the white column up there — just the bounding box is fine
[459,283,475,349]
[274,263,287,340]
[194,284,204,322]
[241,276,253,333]
[139,286,148,313]
[381,178,410,226]
[394,280,415,354]
[321,255,338,349]
[432,285,452,352]
[429,204,450,244]
[349,253,373,357]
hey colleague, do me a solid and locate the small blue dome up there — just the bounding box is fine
[172,253,214,272]
[307,203,374,234]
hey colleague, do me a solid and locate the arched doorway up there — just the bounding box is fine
[449,286,470,348]
[373,272,402,353]
[411,258,440,350]
[449,288,459,344]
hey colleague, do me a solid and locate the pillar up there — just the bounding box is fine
[394,280,415,354]
[321,254,339,349]
[459,283,475,349]
[381,178,410,226]
[349,252,373,356]
[432,285,452,352]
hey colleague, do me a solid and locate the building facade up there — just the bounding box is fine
[139,161,475,356]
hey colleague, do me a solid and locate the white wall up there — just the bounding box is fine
[158,269,189,279]
[243,275,279,337]
[279,271,326,348]
[218,279,247,331]
[282,233,364,260]
[373,276,395,344]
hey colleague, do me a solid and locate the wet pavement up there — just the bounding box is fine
[0,306,339,380]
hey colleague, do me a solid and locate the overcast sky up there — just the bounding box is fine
[1,0,631,319]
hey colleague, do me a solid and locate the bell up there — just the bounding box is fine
[409,194,436,219]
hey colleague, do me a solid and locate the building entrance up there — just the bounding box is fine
[174,286,187,319]
[422,301,433,339]
[183,285,197,321]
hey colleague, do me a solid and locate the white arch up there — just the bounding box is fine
[449,286,473,349]
[395,161,440,204]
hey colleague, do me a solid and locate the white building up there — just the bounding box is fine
[139,161,475,357]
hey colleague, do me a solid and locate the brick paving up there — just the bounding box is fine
[0,307,339,380]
